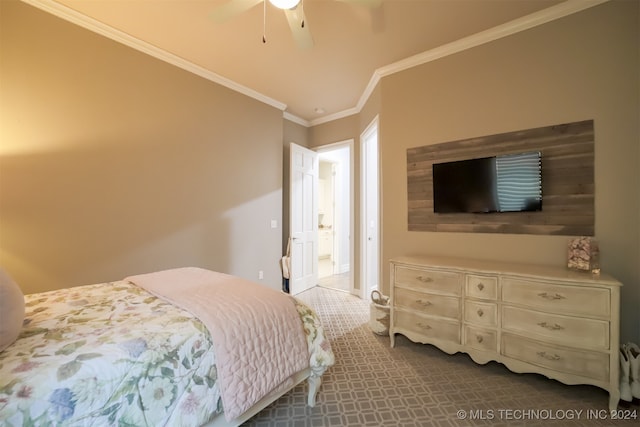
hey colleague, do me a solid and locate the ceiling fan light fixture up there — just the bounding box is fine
[269,0,301,10]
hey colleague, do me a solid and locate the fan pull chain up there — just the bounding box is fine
[262,0,267,43]
[301,0,305,28]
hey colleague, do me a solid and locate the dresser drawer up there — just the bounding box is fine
[464,325,497,352]
[390,257,620,411]
[464,301,497,327]
[466,275,498,300]
[394,266,462,296]
[394,309,460,344]
[502,278,610,318]
[502,306,609,350]
[501,333,609,382]
[395,288,460,320]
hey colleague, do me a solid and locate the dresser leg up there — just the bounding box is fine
[609,390,620,411]
[390,332,396,348]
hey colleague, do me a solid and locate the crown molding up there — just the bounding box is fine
[309,106,361,127]
[21,0,288,112]
[283,112,310,127]
[326,0,610,127]
[374,0,609,80]
[22,0,609,127]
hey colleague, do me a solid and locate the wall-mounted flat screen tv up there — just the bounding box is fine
[433,151,542,214]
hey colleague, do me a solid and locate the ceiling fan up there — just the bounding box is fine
[210,0,382,49]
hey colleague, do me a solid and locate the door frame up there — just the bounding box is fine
[360,116,380,300]
[315,139,355,294]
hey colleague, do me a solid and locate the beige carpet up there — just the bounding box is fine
[246,286,638,426]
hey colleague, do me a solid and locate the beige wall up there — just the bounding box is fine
[379,0,639,342]
[0,1,285,293]
[284,120,310,148]
[1,1,637,342]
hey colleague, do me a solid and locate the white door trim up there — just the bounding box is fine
[360,116,380,300]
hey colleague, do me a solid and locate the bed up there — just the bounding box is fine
[0,267,334,426]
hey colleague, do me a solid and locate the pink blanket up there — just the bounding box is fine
[126,267,309,421]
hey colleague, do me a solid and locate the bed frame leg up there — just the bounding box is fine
[307,375,321,407]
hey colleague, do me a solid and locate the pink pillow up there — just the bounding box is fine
[0,268,25,352]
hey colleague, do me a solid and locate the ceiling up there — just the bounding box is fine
[31,0,588,125]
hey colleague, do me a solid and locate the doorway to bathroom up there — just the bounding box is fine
[317,140,353,293]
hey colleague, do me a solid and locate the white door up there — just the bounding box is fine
[361,118,379,298]
[290,143,318,295]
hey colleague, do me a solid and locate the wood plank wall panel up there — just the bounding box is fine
[407,120,594,235]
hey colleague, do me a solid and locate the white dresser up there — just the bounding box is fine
[389,256,622,410]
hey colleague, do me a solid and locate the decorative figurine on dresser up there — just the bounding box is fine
[388,255,622,411]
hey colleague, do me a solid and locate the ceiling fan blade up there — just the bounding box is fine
[210,0,263,23]
[284,7,314,49]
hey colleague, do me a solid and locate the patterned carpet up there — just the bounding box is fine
[246,287,639,426]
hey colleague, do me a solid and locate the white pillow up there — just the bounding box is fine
[0,268,25,352]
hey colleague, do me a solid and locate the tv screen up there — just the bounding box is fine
[433,152,542,214]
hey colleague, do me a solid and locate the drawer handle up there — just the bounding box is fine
[476,335,484,343]
[416,322,432,330]
[537,292,566,301]
[477,309,484,317]
[537,322,564,331]
[417,276,433,283]
[416,299,432,307]
[477,283,484,291]
[536,351,561,361]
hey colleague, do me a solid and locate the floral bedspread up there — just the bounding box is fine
[0,280,333,426]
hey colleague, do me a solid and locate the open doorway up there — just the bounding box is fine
[316,140,353,293]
